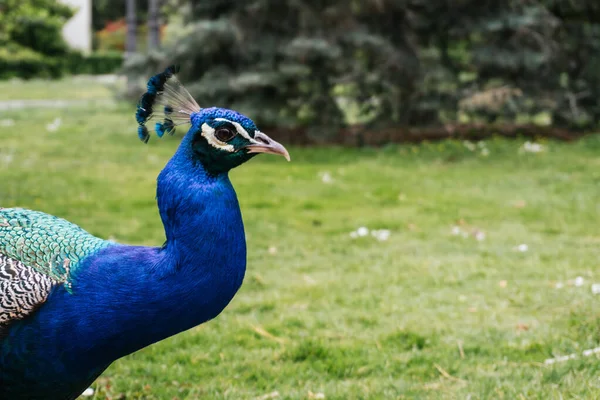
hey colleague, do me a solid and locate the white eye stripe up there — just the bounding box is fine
[200,123,234,152]
[213,118,256,142]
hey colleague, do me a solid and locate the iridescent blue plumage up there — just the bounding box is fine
[0,67,289,399]
[155,118,175,137]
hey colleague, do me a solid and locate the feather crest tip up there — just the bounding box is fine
[135,65,200,142]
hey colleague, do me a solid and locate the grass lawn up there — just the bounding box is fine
[1,78,599,399]
[0,76,120,101]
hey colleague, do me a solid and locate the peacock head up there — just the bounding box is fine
[186,107,289,174]
[135,66,289,175]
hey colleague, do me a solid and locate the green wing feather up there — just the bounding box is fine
[0,208,111,290]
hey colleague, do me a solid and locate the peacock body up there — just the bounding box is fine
[0,66,289,400]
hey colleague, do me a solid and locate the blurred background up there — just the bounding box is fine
[1,1,599,399]
[3,0,600,137]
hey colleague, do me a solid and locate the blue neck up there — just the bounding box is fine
[156,137,245,275]
[93,139,249,354]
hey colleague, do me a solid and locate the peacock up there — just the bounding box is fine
[0,66,290,400]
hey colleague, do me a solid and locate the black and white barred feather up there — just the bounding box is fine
[0,254,57,327]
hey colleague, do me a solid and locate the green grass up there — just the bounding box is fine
[1,79,600,399]
[0,76,119,101]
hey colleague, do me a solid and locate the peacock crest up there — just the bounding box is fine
[135,65,201,143]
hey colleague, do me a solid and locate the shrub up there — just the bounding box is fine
[0,46,63,80]
[65,52,124,75]
[0,48,123,80]
[95,19,127,52]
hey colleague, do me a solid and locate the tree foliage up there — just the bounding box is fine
[125,0,600,132]
[0,0,73,56]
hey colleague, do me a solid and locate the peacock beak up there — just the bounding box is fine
[245,131,291,161]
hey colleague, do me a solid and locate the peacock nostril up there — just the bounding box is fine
[255,136,270,145]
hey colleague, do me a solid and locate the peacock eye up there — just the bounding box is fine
[215,127,237,142]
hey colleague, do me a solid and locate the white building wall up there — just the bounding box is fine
[60,0,92,53]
